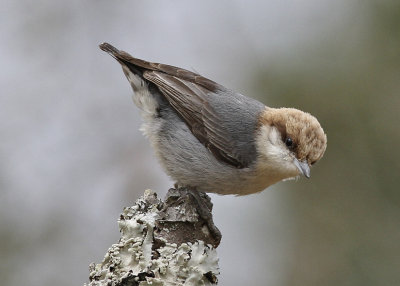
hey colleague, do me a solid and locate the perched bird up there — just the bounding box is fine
[100,43,327,195]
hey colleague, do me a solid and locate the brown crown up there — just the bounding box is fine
[259,107,327,164]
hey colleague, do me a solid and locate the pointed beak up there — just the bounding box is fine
[294,159,311,178]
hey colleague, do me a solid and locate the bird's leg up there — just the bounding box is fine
[183,188,222,245]
[162,186,221,246]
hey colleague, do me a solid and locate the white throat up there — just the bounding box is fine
[255,125,300,180]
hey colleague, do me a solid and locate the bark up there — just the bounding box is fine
[85,188,221,286]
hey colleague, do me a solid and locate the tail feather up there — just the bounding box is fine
[99,42,223,92]
[99,42,121,58]
[99,42,147,77]
[100,42,164,116]
[99,42,161,77]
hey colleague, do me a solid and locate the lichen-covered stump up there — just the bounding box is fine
[85,188,221,286]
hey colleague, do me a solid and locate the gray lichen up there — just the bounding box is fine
[85,189,220,286]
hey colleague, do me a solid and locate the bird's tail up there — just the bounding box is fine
[99,42,121,58]
[99,42,164,116]
[99,42,147,77]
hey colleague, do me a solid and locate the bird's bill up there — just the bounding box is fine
[294,159,310,178]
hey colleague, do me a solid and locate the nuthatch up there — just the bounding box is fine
[100,43,327,195]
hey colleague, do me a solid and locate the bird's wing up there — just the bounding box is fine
[100,43,263,168]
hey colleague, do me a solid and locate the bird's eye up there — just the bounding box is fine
[285,137,293,148]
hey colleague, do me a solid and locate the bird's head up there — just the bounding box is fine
[255,107,327,180]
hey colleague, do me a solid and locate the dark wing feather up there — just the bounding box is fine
[100,42,263,168]
[144,71,244,167]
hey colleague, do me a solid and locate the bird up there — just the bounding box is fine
[99,43,327,196]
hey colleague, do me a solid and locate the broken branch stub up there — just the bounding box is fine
[86,188,221,286]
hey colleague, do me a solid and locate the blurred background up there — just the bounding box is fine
[1,1,399,285]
